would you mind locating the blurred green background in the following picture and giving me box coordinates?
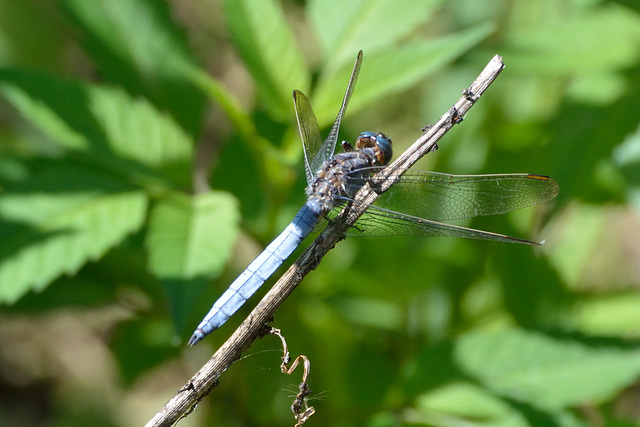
[1,0,640,426]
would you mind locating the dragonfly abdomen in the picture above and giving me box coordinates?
[188,205,321,346]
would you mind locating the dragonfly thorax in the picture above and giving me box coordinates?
[306,149,379,216]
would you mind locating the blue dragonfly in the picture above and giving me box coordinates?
[188,51,559,346]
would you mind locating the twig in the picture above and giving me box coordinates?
[144,55,505,427]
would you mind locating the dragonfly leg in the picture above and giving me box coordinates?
[341,140,355,152]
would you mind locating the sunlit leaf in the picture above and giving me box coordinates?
[0,70,193,186]
[312,24,493,126]
[504,5,640,75]
[224,0,309,118]
[412,381,585,426]
[0,167,147,303]
[415,382,511,419]
[456,326,640,409]
[146,191,240,279]
[309,0,446,67]
[575,293,640,336]
[60,0,206,134]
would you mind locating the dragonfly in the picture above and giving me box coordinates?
[188,51,559,346]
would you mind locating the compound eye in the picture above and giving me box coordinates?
[355,131,377,149]
[355,131,393,165]
[374,132,393,165]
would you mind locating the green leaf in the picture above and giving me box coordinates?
[146,191,240,280]
[615,121,640,203]
[0,70,193,186]
[455,326,640,410]
[0,1,66,70]
[308,0,446,67]
[312,24,493,126]
[416,382,510,419]
[224,0,310,118]
[504,6,640,75]
[414,382,587,427]
[59,0,206,134]
[88,85,194,184]
[575,293,640,336]
[544,204,632,289]
[0,166,148,303]
[184,67,286,175]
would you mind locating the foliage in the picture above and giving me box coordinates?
[1,0,640,426]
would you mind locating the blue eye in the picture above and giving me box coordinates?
[355,131,393,165]
[359,131,377,139]
[375,132,393,165]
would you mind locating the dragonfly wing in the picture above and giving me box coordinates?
[310,50,364,176]
[345,170,559,221]
[342,203,542,245]
[293,90,324,184]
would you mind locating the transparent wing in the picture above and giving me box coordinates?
[341,203,543,245]
[344,171,559,221]
[293,89,323,184]
[318,50,363,172]
[293,51,363,184]
[325,172,559,244]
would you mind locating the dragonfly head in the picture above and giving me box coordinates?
[355,131,393,165]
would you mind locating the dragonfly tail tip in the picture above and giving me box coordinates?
[188,331,203,347]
